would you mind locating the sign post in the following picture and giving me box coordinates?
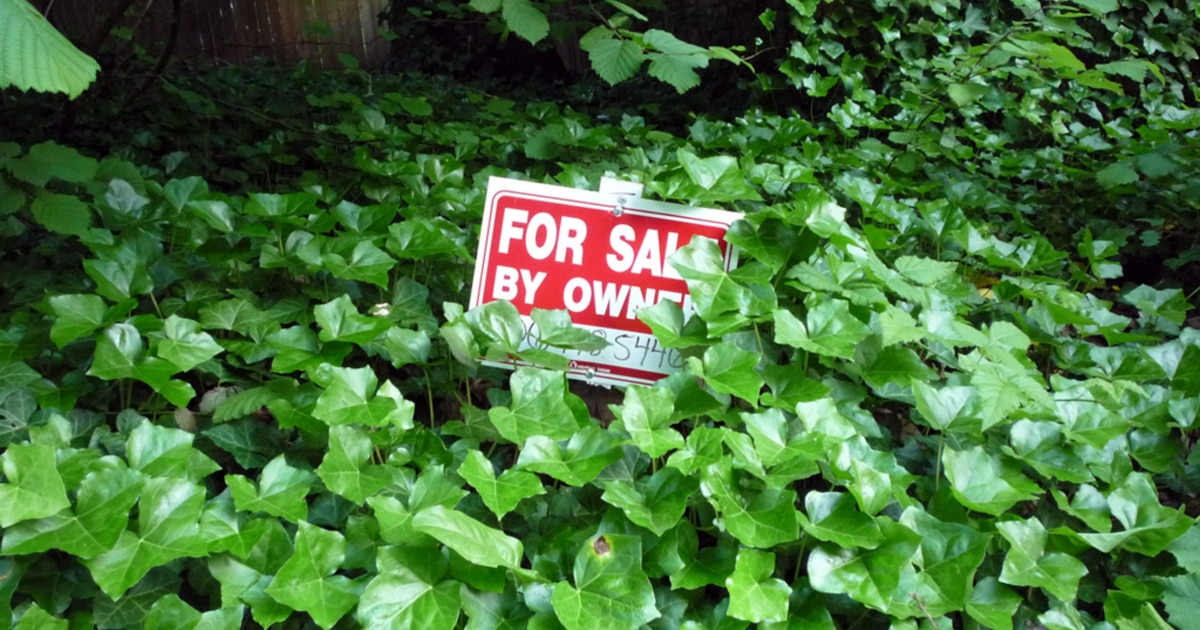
[469,176,741,387]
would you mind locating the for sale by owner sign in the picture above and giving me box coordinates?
[469,176,741,387]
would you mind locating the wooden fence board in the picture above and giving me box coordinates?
[29,0,390,68]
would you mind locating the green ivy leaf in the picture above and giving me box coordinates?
[531,308,608,351]
[467,300,525,357]
[322,240,395,289]
[412,505,524,570]
[997,517,1088,602]
[1076,473,1193,556]
[808,519,920,613]
[379,327,432,367]
[14,602,67,630]
[0,443,70,527]
[1160,572,1200,629]
[611,384,683,457]
[669,236,755,334]
[316,425,394,504]
[676,149,761,201]
[894,255,957,286]
[1,467,142,557]
[314,295,391,344]
[227,455,316,523]
[386,218,467,260]
[357,546,462,630]
[87,322,143,380]
[264,522,360,630]
[943,446,1040,515]
[740,407,823,471]
[458,449,545,520]
[726,548,790,623]
[687,341,762,405]
[1167,524,1200,572]
[799,491,884,549]
[911,381,975,431]
[204,417,285,468]
[313,365,415,429]
[551,534,660,629]
[966,577,1022,630]
[199,298,278,343]
[48,293,107,348]
[602,467,698,536]
[774,296,871,360]
[713,485,800,549]
[488,367,579,443]
[156,315,223,372]
[947,82,990,106]
[85,477,206,598]
[900,507,990,614]
[516,425,622,486]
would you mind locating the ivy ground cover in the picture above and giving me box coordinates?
[2,13,1200,628]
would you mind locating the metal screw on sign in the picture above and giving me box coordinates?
[613,196,626,217]
[585,367,596,380]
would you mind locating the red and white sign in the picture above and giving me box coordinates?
[469,177,741,387]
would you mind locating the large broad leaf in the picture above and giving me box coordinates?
[0,4,98,99]
[316,425,394,504]
[264,522,360,630]
[2,467,142,558]
[601,467,698,536]
[997,517,1088,602]
[458,450,544,520]
[725,548,790,623]
[412,505,524,570]
[0,443,70,527]
[500,0,549,43]
[356,547,461,630]
[85,477,207,598]
[583,35,644,85]
[552,534,660,630]
[610,384,683,457]
[489,368,579,443]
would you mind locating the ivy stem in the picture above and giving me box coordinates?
[424,367,436,426]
